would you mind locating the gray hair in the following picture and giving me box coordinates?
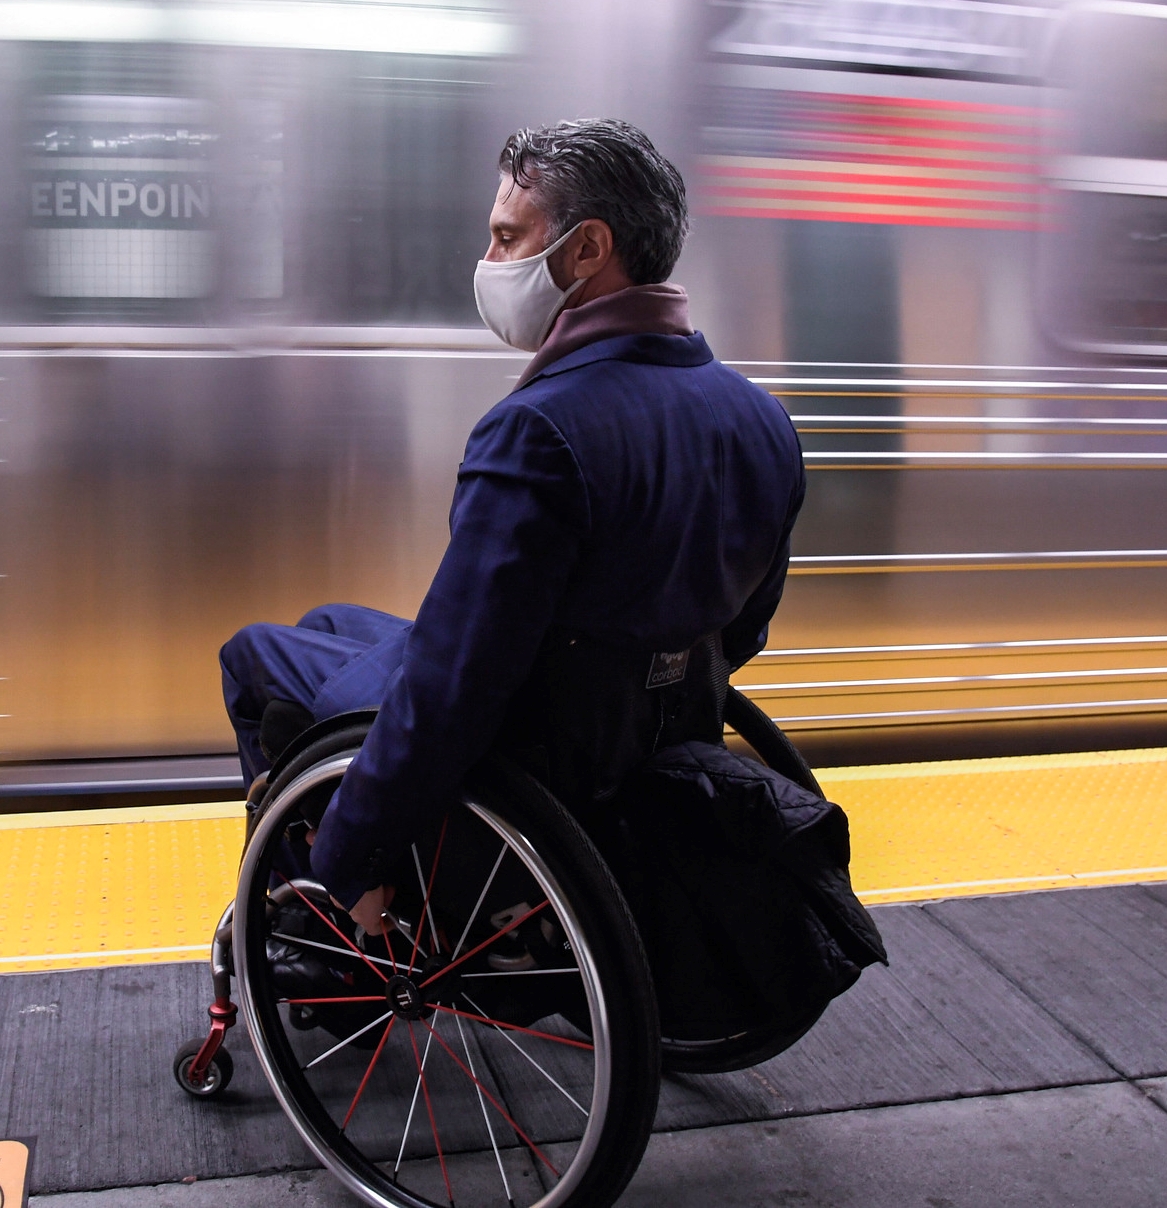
[498,118,689,285]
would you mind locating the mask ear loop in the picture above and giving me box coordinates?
[536,220,586,264]
[534,274,586,347]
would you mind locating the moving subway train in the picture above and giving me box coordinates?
[0,0,1165,791]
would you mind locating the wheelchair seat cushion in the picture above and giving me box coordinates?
[596,740,887,1045]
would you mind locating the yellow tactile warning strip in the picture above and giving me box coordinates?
[0,802,245,975]
[821,746,1167,904]
[1,747,1165,974]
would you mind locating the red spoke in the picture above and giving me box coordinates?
[408,1021,454,1206]
[342,1013,398,1129]
[432,1004,594,1051]
[420,899,550,990]
[282,996,385,1005]
[419,1016,560,1178]
[274,872,388,984]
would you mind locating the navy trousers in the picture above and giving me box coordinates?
[220,603,410,787]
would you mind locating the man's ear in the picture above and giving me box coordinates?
[570,219,615,279]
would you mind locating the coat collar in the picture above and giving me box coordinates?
[517,331,714,390]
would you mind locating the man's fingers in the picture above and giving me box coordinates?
[325,885,397,932]
[347,885,396,934]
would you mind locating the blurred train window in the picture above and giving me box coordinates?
[1041,7,1167,352]
[1058,10,1167,161]
[10,39,497,327]
[287,64,491,326]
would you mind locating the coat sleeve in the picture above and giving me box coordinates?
[720,535,792,670]
[720,453,806,670]
[309,402,590,907]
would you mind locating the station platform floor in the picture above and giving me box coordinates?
[3,745,1167,1206]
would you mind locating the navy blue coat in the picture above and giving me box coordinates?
[310,331,805,906]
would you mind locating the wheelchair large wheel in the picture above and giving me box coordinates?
[658,687,826,1075]
[234,731,660,1208]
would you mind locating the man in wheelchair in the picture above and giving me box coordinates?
[220,118,807,932]
[191,120,886,1208]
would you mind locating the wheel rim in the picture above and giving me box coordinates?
[235,754,614,1208]
[179,1055,222,1095]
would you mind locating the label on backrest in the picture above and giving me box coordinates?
[646,649,689,689]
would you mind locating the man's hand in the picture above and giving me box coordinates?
[307,827,396,935]
[342,884,397,935]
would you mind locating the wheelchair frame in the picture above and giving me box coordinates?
[173,689,823,1208]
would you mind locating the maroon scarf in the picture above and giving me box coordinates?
[515,282,693,389]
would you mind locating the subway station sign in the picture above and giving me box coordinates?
[29,174,212,227]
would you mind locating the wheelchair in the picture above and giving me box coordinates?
[173,687,825,1208]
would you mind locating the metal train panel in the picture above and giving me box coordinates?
[0,0,1165,769]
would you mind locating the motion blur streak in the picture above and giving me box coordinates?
[0,0,1164,773]
[0,1,515,56]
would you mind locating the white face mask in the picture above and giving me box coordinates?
[474,223,585,352]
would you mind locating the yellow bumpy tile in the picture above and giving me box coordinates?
[1,746,1166,973]
[0,802,245,973]
[819,747,1167,903]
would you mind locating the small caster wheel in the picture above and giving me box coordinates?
[173,1038,234,1098]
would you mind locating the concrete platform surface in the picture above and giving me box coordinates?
[9,885,1167,1207]
[31,1081,1167,1208]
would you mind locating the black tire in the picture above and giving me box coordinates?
[659,687,825,1075]
[241,717,376,866]
[234,729,660,1208]
[173,1038,235,1097]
